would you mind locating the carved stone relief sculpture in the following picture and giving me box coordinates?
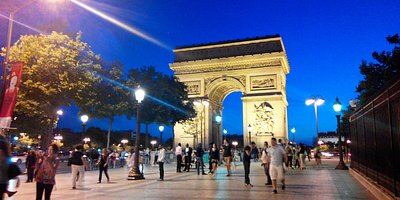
[185,81,201,95]
[250,75,276,90]
[253,102,274,135]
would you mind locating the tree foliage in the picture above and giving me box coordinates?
[356,34,400,104]
[2,32,102,146]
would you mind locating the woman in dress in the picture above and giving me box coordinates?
[35,144,60,200]
[209,143,219,177]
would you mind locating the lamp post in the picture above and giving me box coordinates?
[158,125,164,145]
[128,87,145,180]
[290,127,296,143]
[247,124,252,145]
[333,97,348,170]
[306,97,325,140]
[223,129,227,141]
[80,114,89,140]
[215,114,222,147]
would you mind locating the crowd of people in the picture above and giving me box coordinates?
[0,132,326,199]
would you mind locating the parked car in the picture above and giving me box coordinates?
[11,152,27,164]
[320,151,334,159]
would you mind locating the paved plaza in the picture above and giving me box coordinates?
[12,159,376,200]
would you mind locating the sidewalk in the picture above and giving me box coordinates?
[11,158,376,200]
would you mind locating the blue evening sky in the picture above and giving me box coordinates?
[1,0,399,145]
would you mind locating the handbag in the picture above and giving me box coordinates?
[67,157,72,166]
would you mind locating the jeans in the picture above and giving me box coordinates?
[36,182,54,200]
[98,165,109,182]
[27,167,35,182]
[196,156,205,174]
[244,161,250,184]
[159,162,164,180]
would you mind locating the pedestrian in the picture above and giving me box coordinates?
[175,143,182,173]
[209,143,219,177]
[1,134,21,200]
[70,145,87,190]
[35,144,60,200]
[222,139,233,176]
[250,144,259,162]
[286,146,293,169]
[207,143,213,174]
[184,144,192,172]
[298,143,306,170]
[26,150,37,183]
[267,137,288,194]
[260,141,272,185]
[294,146,300,168]
[195,143,207,175]
[157,144,165,181]
[243,144,253,187]
[314,147,322,166]
[97,148,110,183]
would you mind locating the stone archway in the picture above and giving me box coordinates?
[170,35,290,148]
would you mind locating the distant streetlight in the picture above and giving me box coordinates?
[333,97,348,170]
[80,114,89,139]
[158,125,164,145]
[247,124,252,145]
[306,96,325,139]
[54,134,63,141]
[56,110,63,116]
[223,129,227,141]
[83,137,90,143]
[290,127,296,142]
[318,140,324,146]
[128,87,145,180]
[121,139,128,146]
[232,141,238,149]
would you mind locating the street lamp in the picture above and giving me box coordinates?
[83,137,90,144]
[215,114,222,147]
[290,127,296,143]
[150,140,157,151]
[128,87,145,180]
[80,114,89,139]
[223,129,227,141]
[306,96,325,140]
[158,125,164,145]
[333,97,348,170]
[121,139,128,146]
[247,124,252,145]
[56,110,63,116]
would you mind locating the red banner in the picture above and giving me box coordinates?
[0,62,23,128]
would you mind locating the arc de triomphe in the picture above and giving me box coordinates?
[169,35,290,148]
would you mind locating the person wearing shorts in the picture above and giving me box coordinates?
[222,139,233,176]
[267,137,288,194]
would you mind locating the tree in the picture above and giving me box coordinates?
[356,34,400,104]
[2,32,102,147]
[78,60,130,149]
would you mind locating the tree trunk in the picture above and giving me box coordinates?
[42,119,54,149]
[107,116,114,150]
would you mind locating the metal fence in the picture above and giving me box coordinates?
[349,78,400,197]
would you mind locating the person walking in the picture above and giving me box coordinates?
[286,146,293,169]
[207,143,213,174]
[35,144,60,200]
[209,143,219,177]
[70,145,86,190]
[1,135,20,200]
[267,137,288,194]
[97,148,110,183]
[184,144,192,172]
[195,143,207,175]
[26,150,36,183]
[260,141,272,185]
[175,143,182,173]
[157,144,165,181]
[243,144,253,187]
[222,139,233,176]
[314,146,322,166]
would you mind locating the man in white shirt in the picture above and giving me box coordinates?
[267,137,288,194]
[175,143,182,173]
[157,145,166,181]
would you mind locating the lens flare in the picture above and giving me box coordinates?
[0,13,44,34]
[70,0,169,49]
